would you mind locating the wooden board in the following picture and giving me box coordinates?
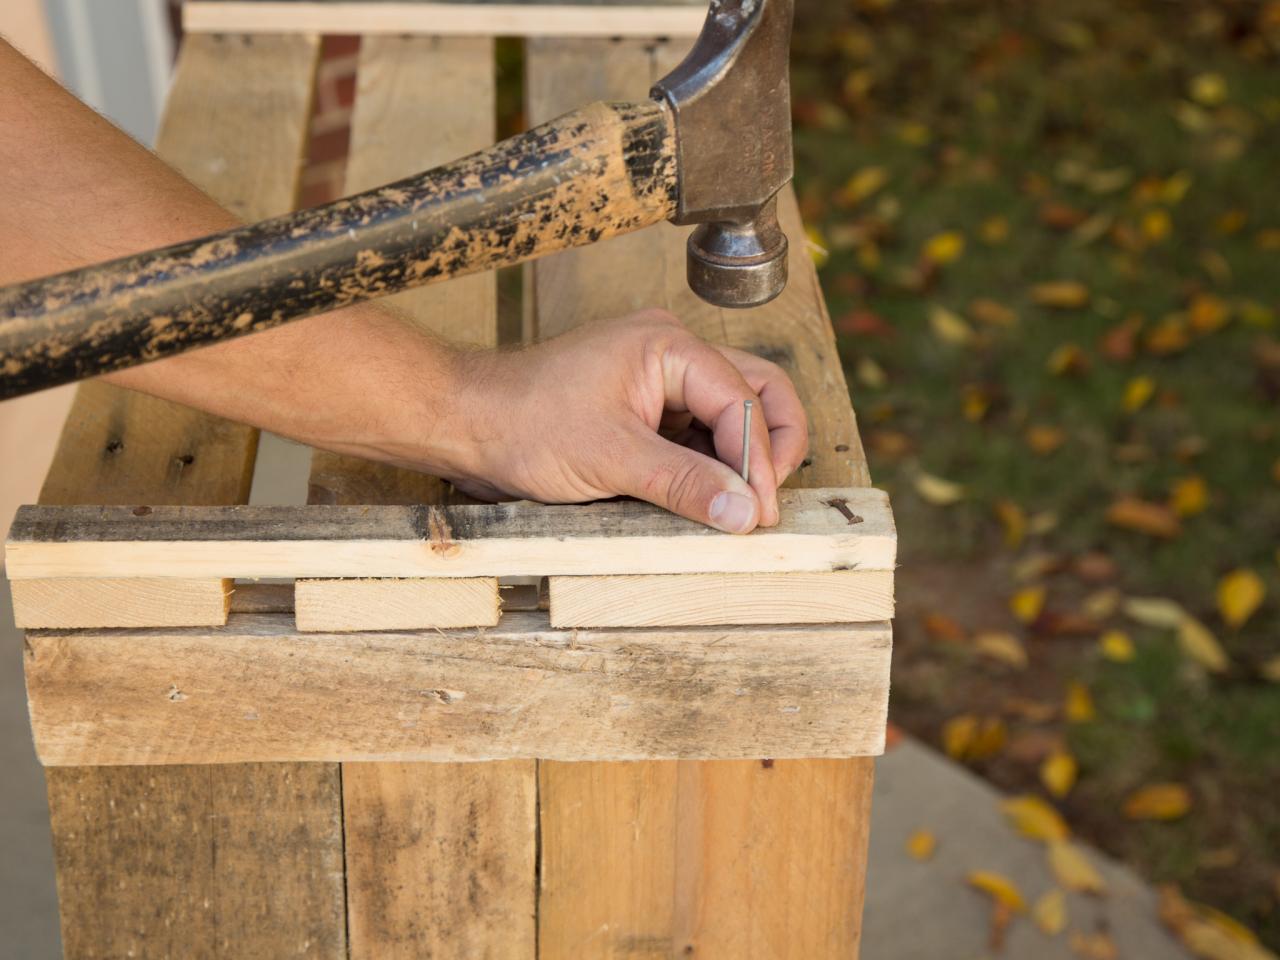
[549,569,894,627]
[324,36,536,960]
[5,487,895,580]
[36,33,348,960]
[295,576,500,631]
[527,37,882,959]
[10,576,230,628]
[184,1,706,38]
[25,611,892,766]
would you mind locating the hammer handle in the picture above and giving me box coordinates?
[0,101,677,400]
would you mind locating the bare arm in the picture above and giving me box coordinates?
[0,39,808,532]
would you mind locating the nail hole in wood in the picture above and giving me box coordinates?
[834,444,850,452]
[104,439,123,454]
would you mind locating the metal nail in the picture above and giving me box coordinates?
[741,399,753,483]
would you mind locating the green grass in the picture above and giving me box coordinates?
[791,0,1280,945]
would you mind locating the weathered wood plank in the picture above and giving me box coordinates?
[25,612,892,766]
[37,33,347,960]
[10,577,230,629]
[295,576,500,631]
[323,36,536,960]
[184,1,706,38]
[549,569,894,627]
[5,487,895,580]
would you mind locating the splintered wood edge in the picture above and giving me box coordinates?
[295,578,501,631]
[183,2,707,37]
[5,487,896,580]
[26,612,893,766]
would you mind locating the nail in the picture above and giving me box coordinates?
[709,491,757,534]
[741,399,753,483]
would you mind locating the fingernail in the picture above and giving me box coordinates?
[709,491,757,534]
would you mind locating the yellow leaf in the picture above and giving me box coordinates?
[1082,588,1122,620]
[1065,681,1096,723]
[1032,281,1090,309]
[1124,596,1188,629]
[942,714,978,760]
[1001,794,1070,842]
[972,717,1008,760]
[1069,931,1120,959]
[969,298,1017,327]
[923,230,965,264]
[1011,585,1048,624]
[1178,617,1231,673]
[1048,840,1107,895]
[855,355,887,390]
[1241,300,1275,328]
[1122,375,1156,413]
[915,471,965,505]
[840,165,890,205]
[1099,629,1136,663]
[1106,497,1182,539]
[897,120,931,146]
[1026,424,1067,455]
[1218,569,1265,629]
[1261,655,1280,683]
[979,215,1010,244]
[1161,171,1195,204]
[1142,208,1173,243]
[1046,343,1088,376]
[905,829,937,861]
[1189,294,1231,334]
[929,304,975,345]
[1033,889,1067,936]
[961,384,991,422]
[1189,72,1228,106]
[805,226,829,268]
[974,631,1029,670]
[1124,783,1192,821]
[1170,475,1209,517]
[1146,314,1191,355]
[1041,750,1079,798]
[968,871,1028,912]
[994,499,1026,549]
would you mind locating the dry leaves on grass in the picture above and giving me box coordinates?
[1124,783,1192,821]
[1001,794,1070,842]
[974,631,1029,670]
[1170,475,1210,517]
[1026,424,1067,455]
[1065,681,1097,723]
[923,230,965,264]
[929,303,975,345]
[1032,281,1091,309]
[994,499,1027,549]
[1160,885,1278,960]
[1049,840,1108,894]
[1123,375,1157,412]
[943,714,1007,762]
[1011,585,1048,624]
[1041,750,1079,798]
[1218,569,1265,629]
[915,470,966,505]
[1099,629,1137,662]
[1106,496,1182,538]
[1179,617,1231,674]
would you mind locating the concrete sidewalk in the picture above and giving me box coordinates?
[0,576,1191,958]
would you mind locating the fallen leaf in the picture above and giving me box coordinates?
[1189,294,1232,334]
[1190,72,1228,106]
[1178,617,1231,673]
[1047,343,1089,376]
[1015,552,1067,582]
[962,384,993,422]
[994,499,1026,549]
[1124,596,1188,629]
[1086,167,1131,194]
[980,215,1010,244]
[1041,750,1079,798]
[1241,301,1275,328]
[1069,931,1119,959]
[855,355,888,389]
[1082,588,1122,620]
[1218,569,1265,629]
[1123,375,1157,412]
[1142,208,1173,243]
[1146,315,1191,355]
[906,828,937,862]
[923,231,965,264]
[1261,655,1280,683]
[1100,318,1141,361]
[1106,497,1182,538]
[929,304,975,345]
[975,631,1029,669]
[972,717,1008,760]
[1033,889,1067,936]
[1004,698,1059,724]
[942,714,979,760]
[1158,886,1276,960]
[1124,783,1192,821]
[897,120,930,146]
[924,612,966,643]
[1049,840,1107,894]
[1032,281,1090,309]
[1161,171,1195,205]
[867,429,912,459]
[1038,611,1103,638]
[1099,629,1136,662]
[1007,728,1064,763]
[1065,681,1096,723]
[835,309,895,338]
[969,298,1017,327]
[915,471,966,505]
[1011,585,1048,624]
[839,166,890,206]
[1026,424,1067,455]
[968,871,1028,912]
[1074,553,1119,582]
[1001,794,1070,842]
[1170,475,1209,517]
[1041,202,1089,230]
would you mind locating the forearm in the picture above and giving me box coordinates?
[0,38,469,475]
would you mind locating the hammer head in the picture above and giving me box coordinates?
[652,0,795,309]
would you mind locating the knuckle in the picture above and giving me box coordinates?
[641,455,705,512]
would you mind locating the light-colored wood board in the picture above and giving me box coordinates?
[549,569,894,628]
[528,37,881,959]
[11,576,230,628]
[37,32,347,960]
[26,611,892,766]
[184,2,706,37]
[6,486,895,580]
[327,36,535,960]
[295,576,500,631]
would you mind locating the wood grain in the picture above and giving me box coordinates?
[25,611,892,766]
[184,1,707,38]
[11,576,230,629]
[528,37,884,959]
[295,576,500,631]
[326,36,536,960]
[549,569,894,627]
[6,487,896,580]
[37,33,347,960]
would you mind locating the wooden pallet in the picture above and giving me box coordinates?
[10,12,893,959]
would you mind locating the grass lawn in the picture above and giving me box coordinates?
[792,0,1280,948]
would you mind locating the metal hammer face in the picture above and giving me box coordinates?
[652,0,795,309]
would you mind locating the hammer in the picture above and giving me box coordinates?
[0,0,794,401]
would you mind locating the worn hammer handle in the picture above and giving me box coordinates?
[0,101,677,400]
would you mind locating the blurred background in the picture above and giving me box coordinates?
[0,0,1277,956]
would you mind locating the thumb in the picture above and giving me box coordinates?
[613,426,762,534]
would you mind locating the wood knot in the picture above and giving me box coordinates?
[132,505,152,517]
[426,506,461,558]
